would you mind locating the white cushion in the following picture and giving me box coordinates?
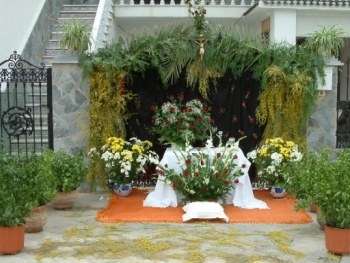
[182,202,229,222]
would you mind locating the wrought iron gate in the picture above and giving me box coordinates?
[0,51,53,155]
[337,58,350,148]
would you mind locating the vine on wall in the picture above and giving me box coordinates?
[256,65,313,147]
[87,67,133,186]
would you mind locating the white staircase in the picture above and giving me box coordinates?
[43,4,98,67]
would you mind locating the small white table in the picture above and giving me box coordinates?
[143,146,269,209]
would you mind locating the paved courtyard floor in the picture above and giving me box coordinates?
[1,191,350,263]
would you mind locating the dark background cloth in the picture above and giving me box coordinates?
[126,68,263,181]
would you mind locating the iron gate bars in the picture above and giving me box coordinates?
[0,51,53,155]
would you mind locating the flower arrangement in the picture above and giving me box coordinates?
[186,0,208,35]
[88,137,159,186]
[151,98,215,148]
[247,137,303,187]
[157,135,244,203]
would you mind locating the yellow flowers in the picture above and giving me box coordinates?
[107,137,125,153]
[132,144,144,154]
[88,136,159,185]
[247,137,303,186]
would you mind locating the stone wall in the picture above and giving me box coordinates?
[307,67,339,152]
[51,56,89,155]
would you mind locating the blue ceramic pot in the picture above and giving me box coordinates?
[270,186,286,199]
[113,183,133,197]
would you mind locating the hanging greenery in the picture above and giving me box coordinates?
[80,4,328,184]
[87,66,133,187]
[254,44,325,147]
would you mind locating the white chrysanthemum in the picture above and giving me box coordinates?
[290,147,303,162]
[101,151,113,161]
[266,165,276,174]
[247,150,257,160]
[271,152,282,165]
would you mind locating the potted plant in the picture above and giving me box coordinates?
[88,137,159,197]
[282,150,328,228]
[24,151,57,233]
[51,151,88,209]
[303,25,345,59]
[151,97,215,149]
[59,19,91,55]
[0,152,37,254]
[310,149,350,255]
[247,137,303,198]
[303,25,346,90]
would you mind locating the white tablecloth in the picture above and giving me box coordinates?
[143,146,269,209]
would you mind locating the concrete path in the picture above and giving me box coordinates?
[0,191,349,263]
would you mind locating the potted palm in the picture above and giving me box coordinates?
[51,151,88,209]
[303,25,346,90]
[59,19,91,55]
[24,151,57,233]
[0,152,37,254]
[304,25,345,59]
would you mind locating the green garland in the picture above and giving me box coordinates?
[87,67,133,187]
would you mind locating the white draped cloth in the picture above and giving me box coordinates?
[143,146,269,209]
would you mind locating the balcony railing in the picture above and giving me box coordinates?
[114,0,256,5]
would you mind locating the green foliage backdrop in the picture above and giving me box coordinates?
[80,23,326,185]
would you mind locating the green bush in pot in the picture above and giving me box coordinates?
[312,149,350,229]
[0,152,37,227]
[51,151,88,209]
[24,151,57,232]
[51,151,88,193]
[284,149,350,255]
[0,151,38,254]
[282,150,330,211]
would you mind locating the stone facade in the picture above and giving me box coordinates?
[52,56,89,155]
[307,66,339,152]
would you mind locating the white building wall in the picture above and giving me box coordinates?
[0,0,45,61]
[296,14,350,37]
[270,9,296,45]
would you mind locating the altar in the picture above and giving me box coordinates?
[143,146,269,209]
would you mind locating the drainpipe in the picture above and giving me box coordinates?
[234,1,259,26]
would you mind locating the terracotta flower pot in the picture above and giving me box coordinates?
[325,226,350,255]
[51,189,79,210]
[24,206,48,233]
[309,204,318,213]
[0,225,25,254]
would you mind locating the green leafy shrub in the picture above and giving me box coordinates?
[0,152,37,227]
[51,151,88,193]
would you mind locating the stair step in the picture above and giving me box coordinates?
[60,11,97,18]
[46,49,63,56]
[10,144,50,154]
[11,138,49,144]
[57,17,95,25]
[61,5,98,12]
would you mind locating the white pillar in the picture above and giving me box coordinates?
[270,10,296,45]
